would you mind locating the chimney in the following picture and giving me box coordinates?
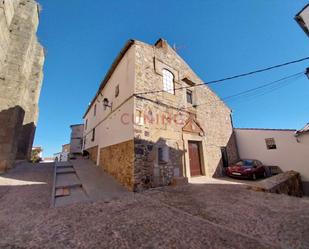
[155,39,168,50]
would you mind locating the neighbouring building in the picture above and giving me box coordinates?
[70,124,84,155]
[83,39,238,191]
[235,125,309,195]
[295,4,309,37]
[62,144,70,153]
[0,0,45,172]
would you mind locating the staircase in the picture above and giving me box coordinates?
[51,161,88,207]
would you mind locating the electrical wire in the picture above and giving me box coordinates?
[135,57,309,95]
[187,72,304,109]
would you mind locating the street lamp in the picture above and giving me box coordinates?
[103,98,112,110]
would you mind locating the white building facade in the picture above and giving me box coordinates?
[235,127,309,195]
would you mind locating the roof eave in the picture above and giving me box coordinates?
[83,39,135,118]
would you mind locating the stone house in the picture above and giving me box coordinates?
[83,39,238,191]
[0,0,45,172]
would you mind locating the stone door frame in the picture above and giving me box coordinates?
[182,132,208,179]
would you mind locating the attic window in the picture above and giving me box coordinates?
[162,69,174,94]
[265,138,277,150]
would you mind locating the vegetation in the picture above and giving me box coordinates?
[31,147,42,163]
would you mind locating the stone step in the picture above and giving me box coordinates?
[55,161,73,168]
[55,173,82,189]
[54,186,88,207]
[56,167,75,174]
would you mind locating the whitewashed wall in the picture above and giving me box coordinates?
[83,44,136,164]
[235,129,309,182]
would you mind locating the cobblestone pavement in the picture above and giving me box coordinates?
[0,163,308,249]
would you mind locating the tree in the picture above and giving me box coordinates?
[31,147,42,163]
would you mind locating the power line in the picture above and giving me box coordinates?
[226,75,304,106]
[136,56,309,95]
[188,72,304,109]
[221,73,303,101]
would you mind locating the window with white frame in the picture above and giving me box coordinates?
[162,69,174,94]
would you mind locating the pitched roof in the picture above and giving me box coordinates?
[296,123,309,135]
[83,39,135,118]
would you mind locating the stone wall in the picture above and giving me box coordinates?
[0,0,44,170]
[0,106,25,172]
[87,145,98,164]
[132,39,236,190]
[249,171,303,197]
[226,131,239,165]
[99,140,135,191]
[134,137,183,191]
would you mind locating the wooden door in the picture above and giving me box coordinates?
[188,141,202,176]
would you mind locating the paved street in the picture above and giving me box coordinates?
[0,162,308,249]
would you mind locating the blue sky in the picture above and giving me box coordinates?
[35,0,309,157]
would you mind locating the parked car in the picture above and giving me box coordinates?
[226,159,267,180]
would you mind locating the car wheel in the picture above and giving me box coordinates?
[252,173,257,180]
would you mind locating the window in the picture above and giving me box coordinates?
[85,119,88,130]
[162,69,174,94]
[91,128,95,142]
[186,89,193,104]
[265,138,277,150]
[94,104,97,116]
[115,85,119,98]
[158,146,169,163]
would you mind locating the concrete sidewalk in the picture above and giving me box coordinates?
[72,159,132,202]
[52,159,131,207]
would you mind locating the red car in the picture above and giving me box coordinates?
[226,159,266,180]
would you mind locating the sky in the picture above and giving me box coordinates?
[35,0,309,157]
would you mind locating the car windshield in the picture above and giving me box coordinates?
[236,160,254,167]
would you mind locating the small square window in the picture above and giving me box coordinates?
[265,138,276,150]
[186,90,193,104]
[115,85,119,98]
